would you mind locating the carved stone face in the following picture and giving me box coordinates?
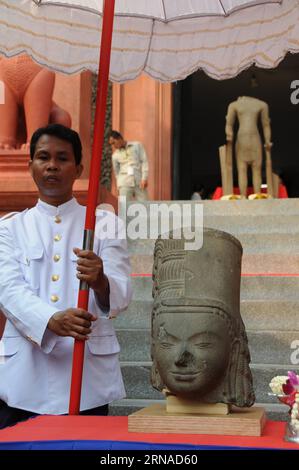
[153,310,232,399]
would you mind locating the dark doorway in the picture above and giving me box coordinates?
[172,53,299,199]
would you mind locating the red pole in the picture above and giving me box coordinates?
[69,0,116,415]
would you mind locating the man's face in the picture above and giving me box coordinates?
[109,136,125,151]
[153,311,231,398]
[29,134,83,205]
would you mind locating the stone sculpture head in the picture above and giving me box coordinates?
[151,228,255,407]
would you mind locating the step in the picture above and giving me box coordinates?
[114,300,299,332]
[203,215,299,234]
[123,201,299,234]
[120,363,299,404]
[117,329,299,366]
[128,276,299,301]
[241,254,299,274]
[130,253,299,275]
[241,300,299,330]
[127,233,299,255]
[123,213,299,236]
[124,198,299,217]
[201,199,299,216]
[241,276,299,300]
[121,363,164,401]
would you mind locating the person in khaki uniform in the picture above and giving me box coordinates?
[109,130,148,201]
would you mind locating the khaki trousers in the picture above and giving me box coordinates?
[118,186,148,201]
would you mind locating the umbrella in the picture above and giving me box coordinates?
[1,0,299,414]
[1,1,299,81]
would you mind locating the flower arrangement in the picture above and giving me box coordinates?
[269,371,299,431]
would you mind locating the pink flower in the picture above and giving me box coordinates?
[288,371,299,387]
[282,371,299,402]
[283,381,294,395]
[279,390,297,408]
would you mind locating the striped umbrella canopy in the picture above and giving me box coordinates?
[1,0,298,81]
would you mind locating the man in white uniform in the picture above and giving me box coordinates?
[109,130,148,201]
[0,124,132,428]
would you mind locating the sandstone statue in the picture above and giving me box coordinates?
[0,55,71,150]
[151,228,255,407]
[225,96,273,197]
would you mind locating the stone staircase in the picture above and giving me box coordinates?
[111,199,299,420]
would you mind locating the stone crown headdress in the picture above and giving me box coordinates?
[152,228,243,325]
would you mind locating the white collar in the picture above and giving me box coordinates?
[36,197,79,217]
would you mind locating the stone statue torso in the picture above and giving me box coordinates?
[229,96,268,163]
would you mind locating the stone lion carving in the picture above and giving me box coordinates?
[0,55,71,150]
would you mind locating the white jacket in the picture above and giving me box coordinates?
[0,198,132,414]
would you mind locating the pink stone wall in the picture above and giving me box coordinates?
[112,75,172,200]
[53,72,92,178]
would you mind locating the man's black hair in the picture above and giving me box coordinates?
[30,124,82,165]
[109,130,123,140]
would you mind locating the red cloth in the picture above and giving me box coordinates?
[0,416,298,449]
[212,185,288,200]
